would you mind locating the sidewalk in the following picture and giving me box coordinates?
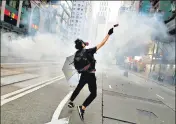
[129,70,175,91]
[103,66,175,124]
[1,68,23,77]
[1,73,39,86]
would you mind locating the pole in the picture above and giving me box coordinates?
[159,43,162,78]
[153,41,159,72]
[1,0,6,21]
[149,43,156,73]
[49,1,52,33]
[17,1,23,27]
[29,6,33,34]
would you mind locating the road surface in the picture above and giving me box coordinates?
[1,65,175,124]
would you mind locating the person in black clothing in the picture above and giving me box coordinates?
[68,26,118,120]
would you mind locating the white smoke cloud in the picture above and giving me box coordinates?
[114,12,169,49]
[1,2,77,64]
[101,12,173,61]
[1,5,174,70]
[91,11,175,66]
[4,32,75,62]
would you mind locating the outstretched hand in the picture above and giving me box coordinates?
[108,23,119,35]
[97,23,119,51]
[108,28,113,35]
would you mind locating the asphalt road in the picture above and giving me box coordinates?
[1,65,175,124]
[102,66,175,124]
[1,64,63,95]
[1,76,70,124]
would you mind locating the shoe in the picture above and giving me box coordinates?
[68,101,75,108]
[77,106,85,121]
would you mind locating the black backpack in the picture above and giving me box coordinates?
[74,49,91,73]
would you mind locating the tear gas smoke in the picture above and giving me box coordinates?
[2,32,75,62]
[1,6,174,74]
[114,12,169,47]
[1,3,76,64]
[1,3,77,78]
[97,11,175,65]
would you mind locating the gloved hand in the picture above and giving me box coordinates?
[108,28,113,35]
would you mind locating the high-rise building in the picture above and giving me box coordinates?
[69,1,88,40]
[94,1,111,40]
[97,1,110,24]
[123,1,140,11]
[83,1,93,41]
[118,0,139,16]
[122,1,134,7]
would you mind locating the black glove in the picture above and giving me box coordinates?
[108,28,113,35]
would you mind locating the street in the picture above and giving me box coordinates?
[1,65,175,124]
[1,0,175,124]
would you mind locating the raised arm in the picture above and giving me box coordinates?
[96,28,113,51]
[96,34,110,51]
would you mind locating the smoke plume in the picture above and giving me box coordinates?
[96,11,174,65]
[1,5,174,73]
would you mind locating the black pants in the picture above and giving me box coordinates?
[70,72,97,107]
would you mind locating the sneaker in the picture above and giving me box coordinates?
[68,101,75,108]
[77,106,85,121]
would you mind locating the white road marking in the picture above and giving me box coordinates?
[51,91,73,121]
[109,85,112,89]
[1,62,60,65]
[1,75,63,100]
[1,76,64,106]
[46,118,69,124]
[156,94,164,99]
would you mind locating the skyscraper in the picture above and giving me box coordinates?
[122,1,134,7]
[94,1,111,46]
[83,1,93,41]
[118,0,139,15]
[97,1,110,24]
[69,1,88,40]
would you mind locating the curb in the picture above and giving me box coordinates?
[1,68,25,77]
[1,76,40,87]
[1,72,25,78]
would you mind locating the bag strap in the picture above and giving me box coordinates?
[80,49,86,56]
[78,49,91,72]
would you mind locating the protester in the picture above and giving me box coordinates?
[68,24,119,120]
